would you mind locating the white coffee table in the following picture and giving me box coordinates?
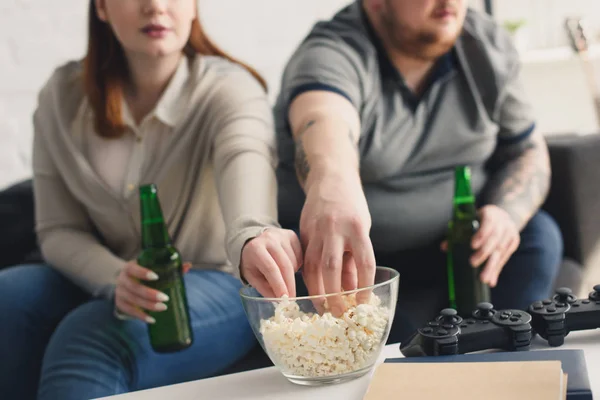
[97,331,599,400]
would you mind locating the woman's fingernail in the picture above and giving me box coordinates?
[155,303,168,311]
[146,272,159,281]
[156,293,170,302]
[146,316,156,324]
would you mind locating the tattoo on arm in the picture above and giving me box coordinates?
[294,121,315,184]
[485,133,551,230]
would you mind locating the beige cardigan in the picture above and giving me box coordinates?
[32,55,280,299]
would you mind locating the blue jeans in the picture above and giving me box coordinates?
[0,264,256,400]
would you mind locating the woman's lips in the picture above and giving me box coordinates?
[141,24,170,38]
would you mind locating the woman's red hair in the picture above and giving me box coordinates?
[83,2,267,138]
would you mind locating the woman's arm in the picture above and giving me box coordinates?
[33,82,126,299]
[210,68,281,271]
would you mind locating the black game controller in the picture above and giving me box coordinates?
[528,285,600,347]
[399,303,533,357]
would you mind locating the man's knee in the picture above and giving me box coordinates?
[520,210,564,274]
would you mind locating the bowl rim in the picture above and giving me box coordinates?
[239,265,399,302]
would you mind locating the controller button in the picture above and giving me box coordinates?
[543,299,553,305]
[583,300,590,304]
[533,304,544,310]
[556,302,566,308]
[428,322,440,327]
[437,329,448,336]
[500,315,509,320]
[593,284,600,293]
[547,307,556,313]
[482,320,490,324]
[460,324,468,328]
[510,317,520,322]
[502,311,512,317]
[513,313,522,318]
[572,303,580,307]
[422,327,433,334]
[443,324,454,329]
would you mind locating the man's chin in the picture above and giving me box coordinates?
[415,40,456,61]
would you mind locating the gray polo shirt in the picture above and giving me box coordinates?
[274,1,535,253]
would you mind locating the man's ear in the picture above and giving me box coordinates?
[94,0,109,22]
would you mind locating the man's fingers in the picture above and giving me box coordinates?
[303,239,325,297]
[341,252,358,292]
[302,238,326,313]
[255,246,289,298]
[472,213,494,249]
[480,250,502,286]
[490,236,520,287]
[321,236,345,316]
[268,244,297,298]
[125,262,159,281]
[471,226,503,267]
[351,233,376,304]
[440,240,448,252]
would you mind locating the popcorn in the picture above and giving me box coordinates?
[259,294,390,378]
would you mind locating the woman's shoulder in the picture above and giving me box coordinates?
[188,55,267,101]
[37,60,85,117]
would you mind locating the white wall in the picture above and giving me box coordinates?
[0,0,599,189]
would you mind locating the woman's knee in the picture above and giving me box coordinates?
[39,300,142,399]
[0,264,85,318]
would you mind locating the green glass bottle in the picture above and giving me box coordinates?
[446,166,491,316]
[137,184,193,353]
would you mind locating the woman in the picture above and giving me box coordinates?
[0,1,301,399]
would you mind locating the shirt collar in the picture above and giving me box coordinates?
[121,56,191,129]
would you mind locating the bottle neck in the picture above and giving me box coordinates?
[453,166,477,219]
[139,185,171,248]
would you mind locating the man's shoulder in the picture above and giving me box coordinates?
[460,8,520,75]
[291,2,376,71]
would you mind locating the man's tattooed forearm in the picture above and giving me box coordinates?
[486,134,550,229]
[294,120,315,184]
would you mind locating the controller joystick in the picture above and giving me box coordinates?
[590,285,600,301]
[439,308,462,325]
[400,304,533,357]
[472,302,495,319]
[529,284,600,347]
[553,287,576,305]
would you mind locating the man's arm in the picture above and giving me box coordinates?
[288,90,376,312]
[484,129,551,231]
[289,90,361,191]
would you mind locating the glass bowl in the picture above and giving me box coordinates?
[239,266,399,386]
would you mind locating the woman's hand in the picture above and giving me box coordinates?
[240,228,303,298]
[115,261,191,324]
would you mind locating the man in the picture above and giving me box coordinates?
[273,0,562,341]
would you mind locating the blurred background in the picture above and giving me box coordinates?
[0,0,599,189]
